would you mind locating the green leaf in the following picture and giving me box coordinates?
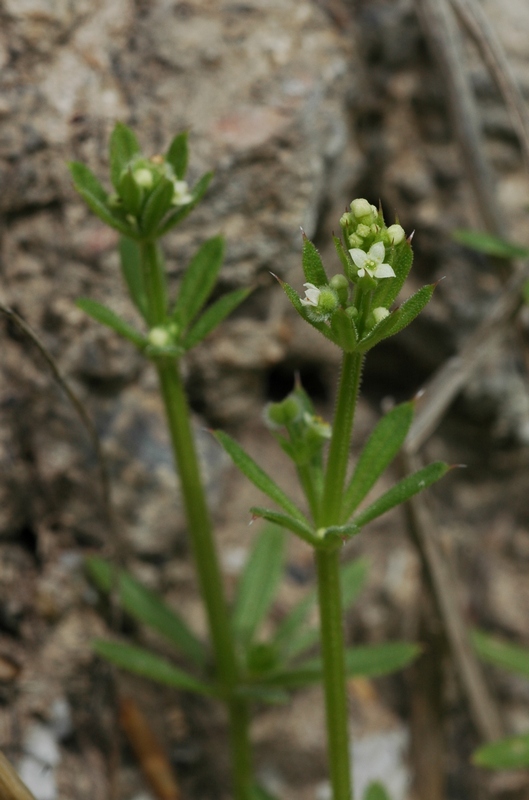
[473,734,529,770]
[172,236,225,329]
[93,640,215,696]
[182,288,251,351]
[472,629,529,680]
[249,507,317,547]
[214,430,310,524]
[261,642,420,688]
[109,123,140,190]
[140,176,175,237]
[69,162,135,237]
[76,298,146,348]
[166,132,189,179]
[301,236,328,285]
[333,234,353,277]
[342,402,414,521]
[358,284,435,354]
[279,279,337,345]
[372,240,414,310]
[118,168,143,216]
[273,558,368,663]
[69,161,108,203]
[119,237,149,321]
[352,462,450,530]
[453,229,529,260]
[330,308,358,352]
[157,172,213,237]
[232,525,286,647]
[85,556,206,668]
[364,782,391,800]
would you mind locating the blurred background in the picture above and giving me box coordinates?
[2,1,529,799]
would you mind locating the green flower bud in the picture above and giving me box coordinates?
[264,396,302,428]
[348,233,363,248]
[356,223,371,238]
[329,274,349,304]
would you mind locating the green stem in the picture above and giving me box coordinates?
[297,462,319,522]
[140,243,253,800]
[316,547,353,800]
[321,352,363,525]
[140,240,168,325]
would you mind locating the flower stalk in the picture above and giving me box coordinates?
[141,243,253,800]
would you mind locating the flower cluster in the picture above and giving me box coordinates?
[278,197,433,355]
[264,385,331,466]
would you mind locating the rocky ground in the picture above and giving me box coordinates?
[2,0,529,798]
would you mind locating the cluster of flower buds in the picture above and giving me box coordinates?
[278,197,432,356]
[70,124,212,243]
[264,385,331,466]
[108,154,193,224]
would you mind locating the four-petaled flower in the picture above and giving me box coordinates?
[348,242,395,280]
[300,283,321,307]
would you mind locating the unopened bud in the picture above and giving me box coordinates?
[133,168,154,188]
[387,224,406,246]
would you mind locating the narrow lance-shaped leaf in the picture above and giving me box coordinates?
[140,176,175,238]
[342,402,414,521]
[273,558,368,662]
[232,525,286,647]
[182,288,251,351]
[330,308,358,352]
[118,168,143,216]
[119,237,149,321]
[333,234,354,278]
[166,132,189,180]
[214,430,310,524]
[109,123,140,191]
[76,298,146,348]
[472,629,529,680]
[172,236,225,329]
[93,640,215,696]
[358,284,435,354]
[249,507,317,547]
[352,461,450,530]
[260,642,420,689]
[85,556,207,668]
[453,229,529,260]
[473,734,529,770]
[301,236,328,286]
[157,172,213,237]
[69,162,135,238]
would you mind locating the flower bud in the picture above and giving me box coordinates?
[387,224,406,246]
[148,326,171,347]
[356,223,371,238]
[134,168,154,188]
[350,198,373,220]
[264,396,302,428]
[329,274,349,304]
[372,307,390,324]
[348,233,363,248]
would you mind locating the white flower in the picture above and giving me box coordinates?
[300,282,321,307]
[348,242,396,280]
[372,307,390,324]
[172,179,193,206]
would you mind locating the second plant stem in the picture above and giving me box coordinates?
[141,241,253,800]
[317,351,364,800]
